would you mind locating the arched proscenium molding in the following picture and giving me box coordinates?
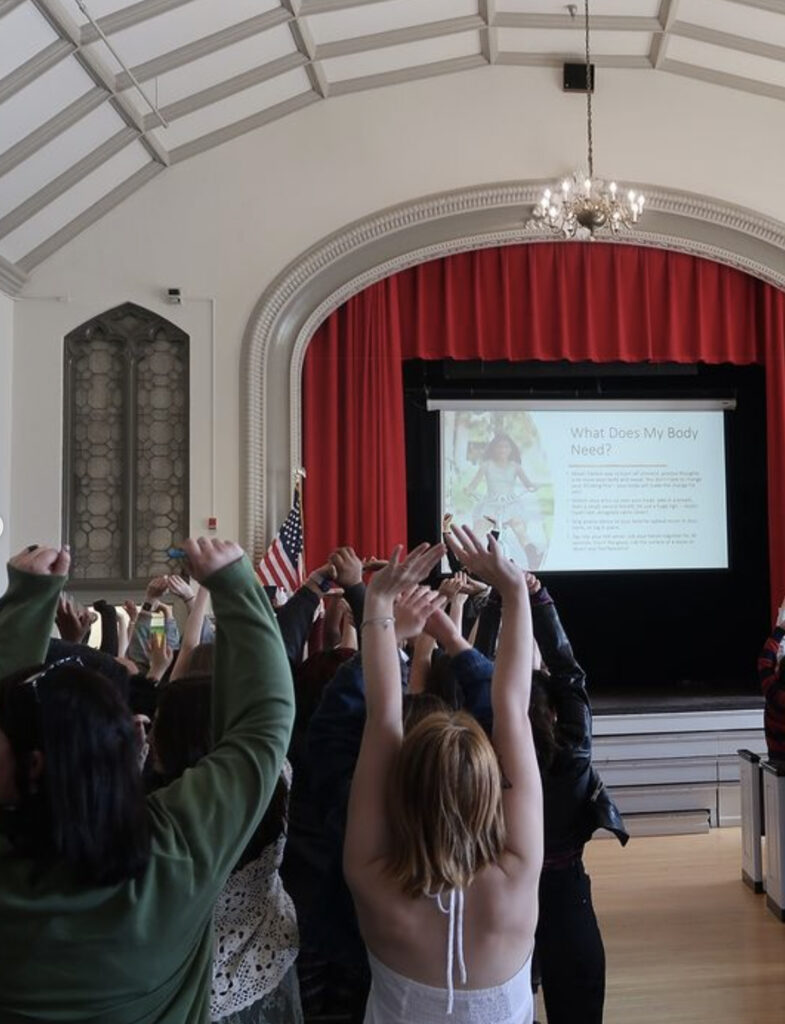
[241,180,785,559]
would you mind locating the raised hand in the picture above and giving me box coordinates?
[181,537,244,584]
[305,562,337,594]
[329,546,364,587]
[166,574,195,604]
[55,593,96,644]
[148,632,174,682]
[365,543,445,601]
[445,525,524,598]
[9,544,70,577]
[393,585,447,642]
[439,572,469,604]
[122,599,139,624]
[524,572,542,595]
[423,605,461,646]
[144,575,169,607]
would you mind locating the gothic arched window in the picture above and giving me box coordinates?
[63,303,189,587]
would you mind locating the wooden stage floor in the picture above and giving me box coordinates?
[560,829,785,1024]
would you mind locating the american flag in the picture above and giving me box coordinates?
[257,486,305,596]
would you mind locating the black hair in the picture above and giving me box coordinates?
[186,643,214,675]
[150,674,213,784]
[402,692,451,733]
[424,650,464,709]
[151,674,287,856]
[293,647,354,729]
[528,670,561,771]
[0,662,150,886]
[483,432,522,464]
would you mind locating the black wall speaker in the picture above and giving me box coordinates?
[563,62,595,92]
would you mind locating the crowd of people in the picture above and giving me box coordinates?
[0,524,630,1024]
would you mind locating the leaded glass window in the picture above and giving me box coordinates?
[63,303,189,587]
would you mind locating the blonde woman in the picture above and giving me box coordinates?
[344,529,543,1022]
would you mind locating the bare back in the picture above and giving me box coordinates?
[349,854,539,992]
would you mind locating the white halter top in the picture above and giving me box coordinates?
[363,888,534,1023]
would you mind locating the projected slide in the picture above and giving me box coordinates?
[437,402,729,572]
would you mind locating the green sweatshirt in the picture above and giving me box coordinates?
[0,557,295,1023]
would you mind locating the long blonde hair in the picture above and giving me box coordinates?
[387,710,506,897]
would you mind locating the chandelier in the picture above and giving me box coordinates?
[529,0,644,239]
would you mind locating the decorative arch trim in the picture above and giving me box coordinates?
[240,180,785,557]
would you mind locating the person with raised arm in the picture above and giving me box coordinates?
[0,537,294,1024]
[757,594,785,766]
[344,530,542,1023]
[425,570,627,1024]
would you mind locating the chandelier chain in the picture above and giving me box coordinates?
[585,0,593,180]
[528,0,644,237]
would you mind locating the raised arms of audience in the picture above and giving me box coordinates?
[149,538,295,886]
[169,583,211,681]
[0,545,71,677]
[343,544,444,883]
[445,526,542,874]
[329,546,366,640]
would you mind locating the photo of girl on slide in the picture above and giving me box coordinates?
[445,413,553,570]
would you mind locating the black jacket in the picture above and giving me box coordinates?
[452,586,628,861]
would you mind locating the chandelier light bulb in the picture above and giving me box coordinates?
[609,181,617,194]
[562,179,571,193]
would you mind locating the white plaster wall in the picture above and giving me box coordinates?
[0,292,12,588]
[10,65,785,557]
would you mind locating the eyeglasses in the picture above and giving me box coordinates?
[19,655,84,703]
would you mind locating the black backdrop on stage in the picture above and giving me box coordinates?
[403,359,769,703]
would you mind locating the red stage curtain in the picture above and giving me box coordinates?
[303,243,785,605]
[302,276,408,568]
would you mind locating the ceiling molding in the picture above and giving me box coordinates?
[0,128,137,240]
[660,57,785,103]
[80,0,194,44]
[494,14,661,31]
[0,39,73,106]
[17,161,163,273]
[651,0,679,68]
[726,0,785,13]
[30,0,169,167]
[0,87,106,179]
[497,53,652,69]
[314,15,484,60]
[286,12,330,98]
[671,20,785,63]
[0,0,26,18]
[239,182,785,556]
[0,252,27,297]
[330,54,488,98]
[115,9,293,90]
[168,90,320,166]
[299,0,395,13]
[141,52,309,128]
[479,0,499,64]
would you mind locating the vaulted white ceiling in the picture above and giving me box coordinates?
[1,0,784,291]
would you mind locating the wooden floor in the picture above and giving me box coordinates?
[547,828,785,1024]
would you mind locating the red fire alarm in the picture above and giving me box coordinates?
[208,516,218,531]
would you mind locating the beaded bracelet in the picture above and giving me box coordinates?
[360,616,394,630]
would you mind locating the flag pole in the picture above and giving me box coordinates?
[295,467,306,574]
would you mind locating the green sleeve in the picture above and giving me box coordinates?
[0,567,65,678]
[148,556,295,889]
